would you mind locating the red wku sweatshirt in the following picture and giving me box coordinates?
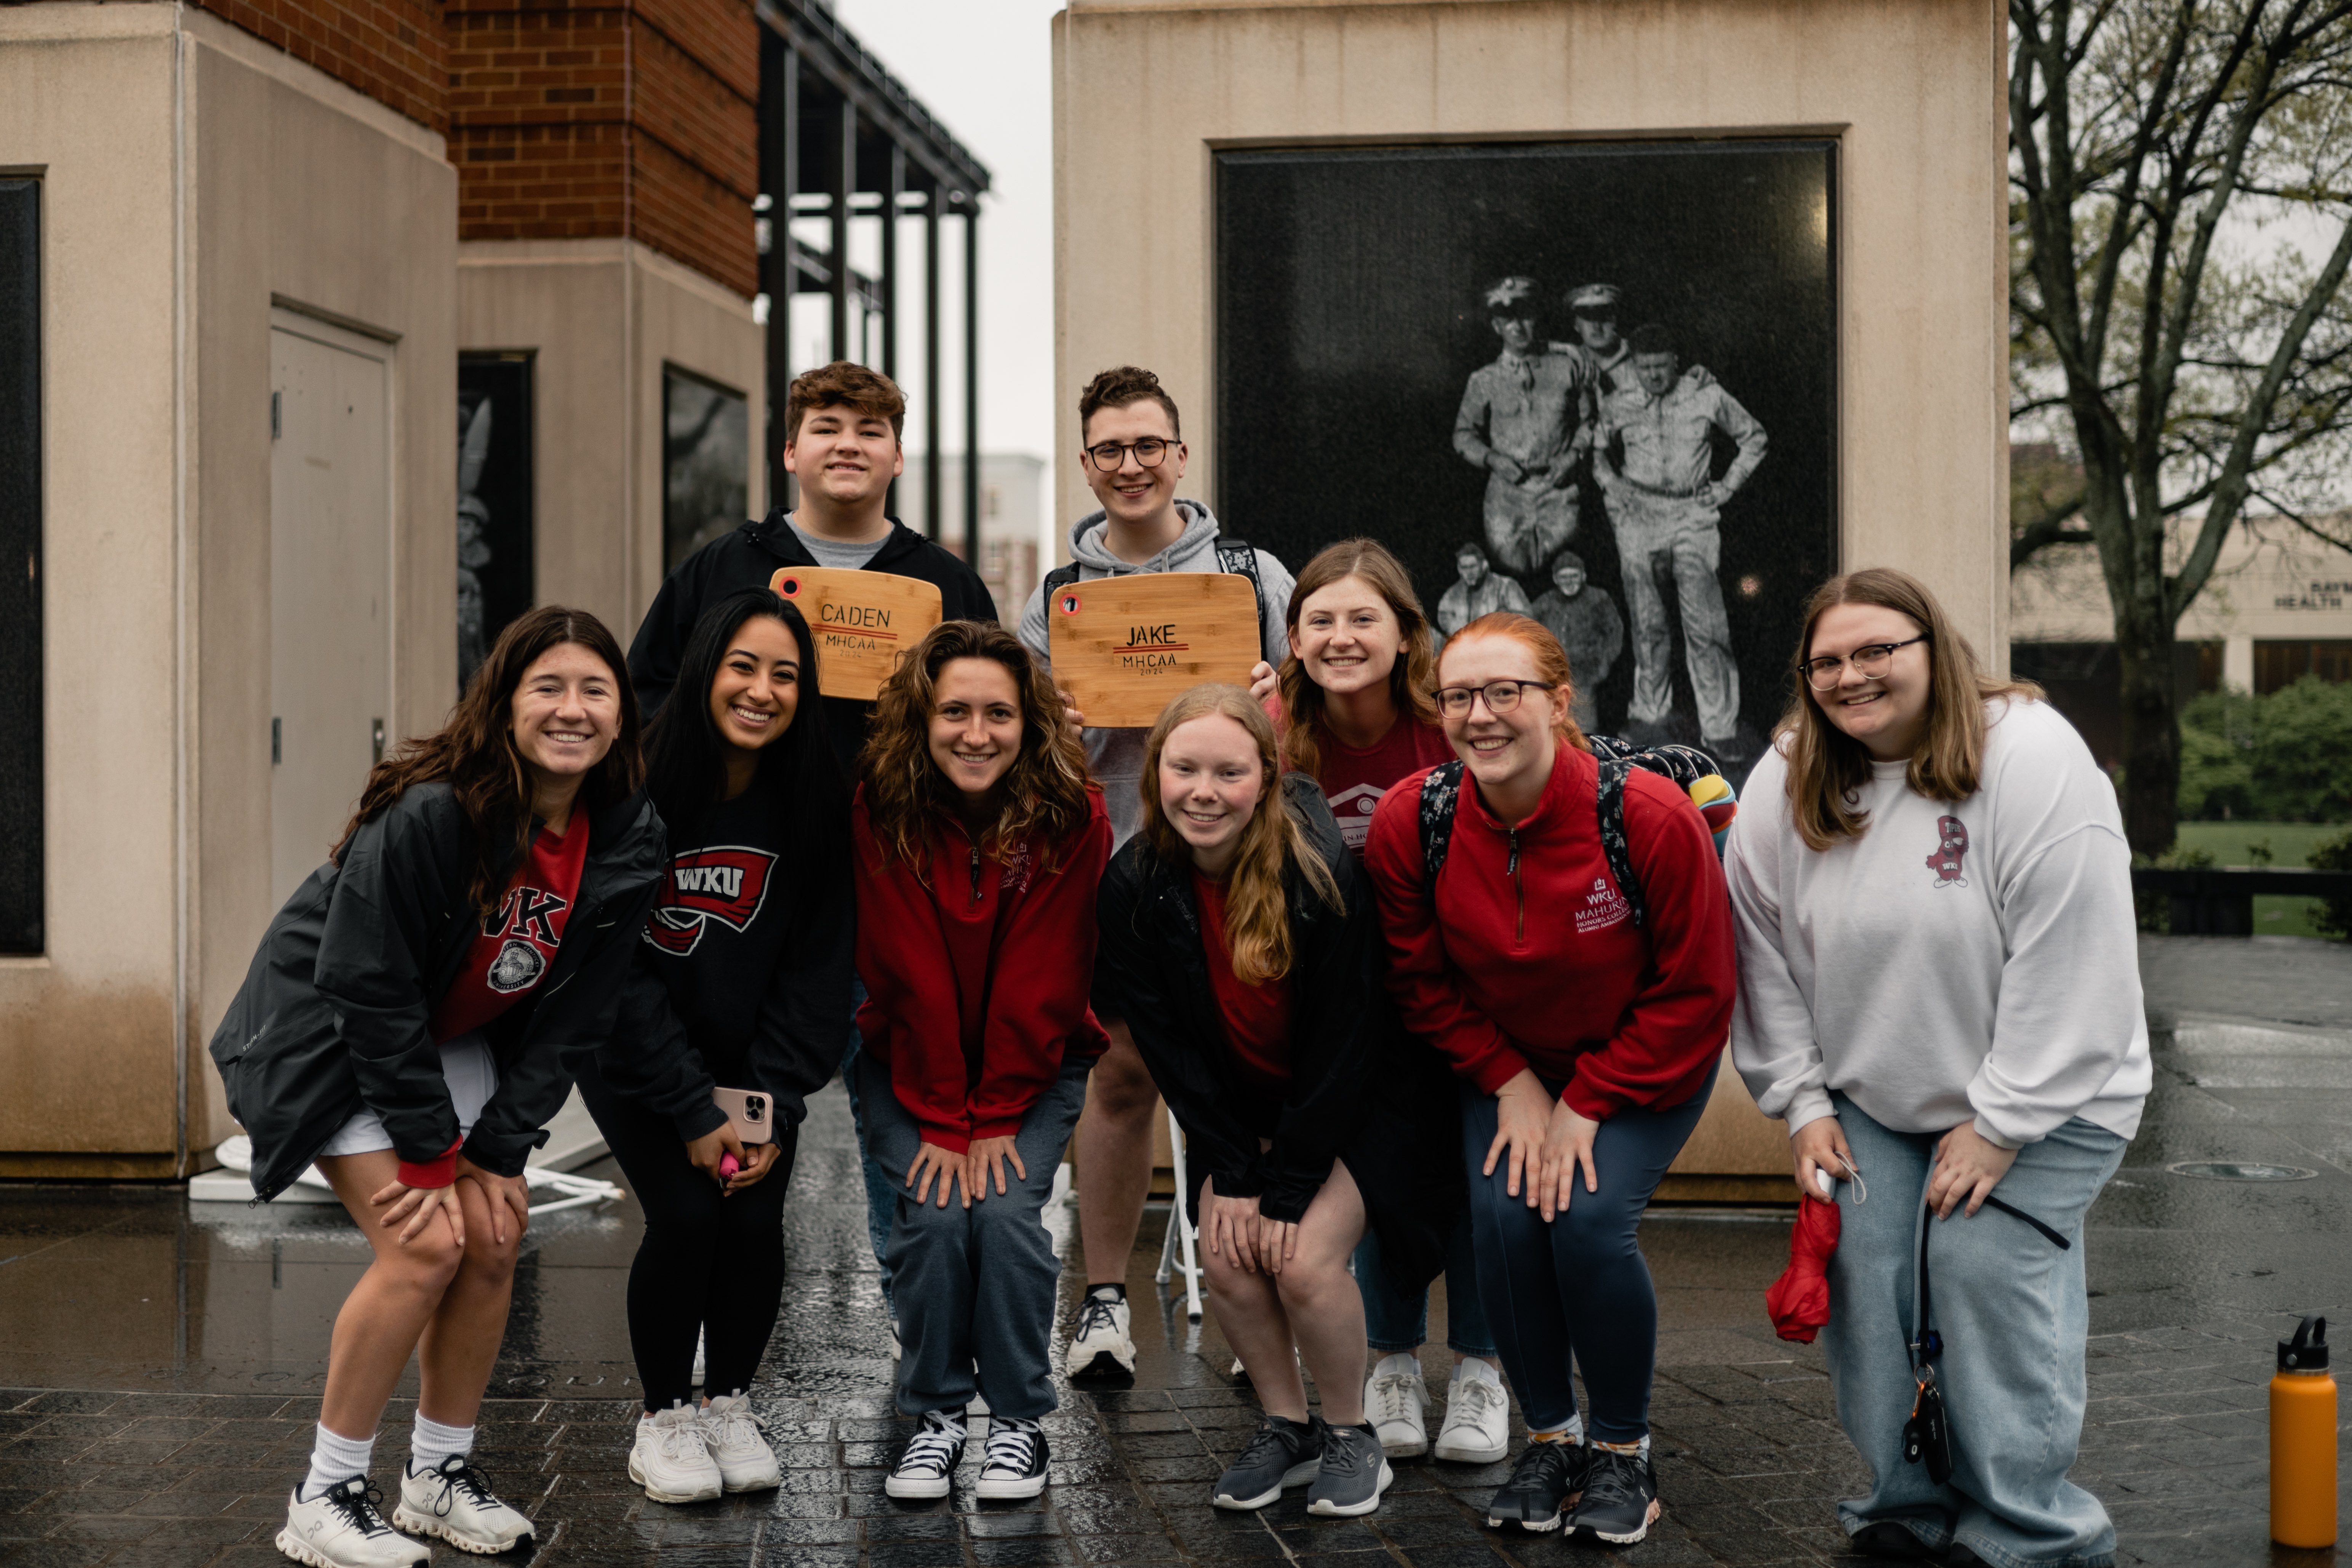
[1361,743,1734,1120]
[851,785,1113,1152]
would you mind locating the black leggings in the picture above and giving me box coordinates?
[576,1067,798,1411]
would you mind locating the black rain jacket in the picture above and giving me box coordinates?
[1094,777,1465,1294]
[207,782,668,1201]
[627,509,999,776]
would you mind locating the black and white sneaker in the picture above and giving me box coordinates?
[1569,1446,1660,1543]
[1065,1287,1135,1377]
[884,1409,966,1501]
[1483,1438,1587,1532]
[1211,1415,1323,1510]
[974,1415,1049,1500]
[1305,1421,1392,1517]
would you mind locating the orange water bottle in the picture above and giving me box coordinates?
[2271,1315,2336,1548]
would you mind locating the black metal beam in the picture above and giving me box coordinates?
[963,205,980,569]
[881,147,902,379]
[924,198,942,542]
[753,0,990,200]
[765,39,800,510]
[829,97,853,362]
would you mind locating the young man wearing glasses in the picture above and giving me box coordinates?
[1016,364,1295,1379]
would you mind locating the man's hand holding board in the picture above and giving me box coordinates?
[1046,572,1262,729]
[769,566,944,701]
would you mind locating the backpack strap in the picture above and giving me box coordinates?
[1417,761,1465,888]
[1594,758,1647,929]
[1212,536,1277,663]
[1042,560,1081,600]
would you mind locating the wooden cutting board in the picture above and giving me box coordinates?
[1046,571,1262,729]
[768,566,944,701]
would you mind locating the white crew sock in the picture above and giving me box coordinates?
[1453,1357,1503,1388]
[300,1424,376,1502]
[1373,1352,1420,1380]
[408,1413,474,1477]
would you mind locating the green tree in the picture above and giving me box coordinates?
[2010,0,2352,853]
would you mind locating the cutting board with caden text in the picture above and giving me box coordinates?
[1047,571,1261,729]
[768,566,943,701]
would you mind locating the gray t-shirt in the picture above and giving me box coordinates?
[787,517,886,570]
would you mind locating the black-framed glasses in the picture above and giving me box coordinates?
[1434,680,1554,718]
[1084,437,1177,472]
[1801,635,1928,690]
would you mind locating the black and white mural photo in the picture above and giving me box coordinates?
[1216,140,1836,765]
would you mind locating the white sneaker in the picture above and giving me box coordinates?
[277,1480,429,1568]
[1365,1360,1430,1458]
[392,1456,534,1554]
[698,1395,781,1493]
[628,1404,723,1504]
[888,1318,902,1361]
[1065,1288,1134,1377]
[1432,1367,1511,1463]
[885,1409,967,1500]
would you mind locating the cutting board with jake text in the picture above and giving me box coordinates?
[768,566,944,701]
[1046,571,1262,729]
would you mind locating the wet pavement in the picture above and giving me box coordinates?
[0,934,2346,1566]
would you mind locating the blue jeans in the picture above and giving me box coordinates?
[1823,1093,2126,1568]
[1354,1216,1495,1358]
[856,1049,1092,1422]
[838,976,898,1308]
[1458,1058,1714,1442]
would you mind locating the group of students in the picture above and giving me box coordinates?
[216,357,2150,1568]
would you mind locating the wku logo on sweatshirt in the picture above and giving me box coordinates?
[643,846,777,955]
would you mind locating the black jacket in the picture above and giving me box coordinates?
[1094,778,1465,1293]
[207,782,668,1200]
[627,509,1000,776]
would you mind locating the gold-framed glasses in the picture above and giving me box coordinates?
[1801,635,1927,690]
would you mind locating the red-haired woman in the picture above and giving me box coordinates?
[210,607,666,1568]
[1726,569,2146,1566]
[851,621,1110,1504]
[1362,612,1735,1547]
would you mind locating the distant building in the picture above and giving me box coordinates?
[898,454,1047,622]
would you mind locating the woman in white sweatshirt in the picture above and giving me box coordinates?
[1724,568,2148,1568]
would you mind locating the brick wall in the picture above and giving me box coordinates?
[196,0,448,134]
[446,0,759,299]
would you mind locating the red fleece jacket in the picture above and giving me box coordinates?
[1362,744,1734,1120]
[851,787,1112,1152]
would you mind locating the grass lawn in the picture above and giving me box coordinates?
[2170,820,2347,939]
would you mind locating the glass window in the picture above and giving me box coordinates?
[0,179,40,953]
[663,367,749,575]
[2254,639,2352,694]
[456,353,536,693]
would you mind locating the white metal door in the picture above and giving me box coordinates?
[270,315,392,906]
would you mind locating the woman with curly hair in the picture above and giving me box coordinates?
[209,607,665,1568]
[852,620,1111,1504]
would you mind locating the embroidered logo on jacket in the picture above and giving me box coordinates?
[1925,815,1970,888]
[1575,874,1631,933]
[644,846,778,955]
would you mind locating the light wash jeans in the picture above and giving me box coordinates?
[1823,1092,2128,1568]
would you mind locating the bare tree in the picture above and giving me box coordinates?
[2010,0,2352,853]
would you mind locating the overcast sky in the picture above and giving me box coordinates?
[821,0,1062,472]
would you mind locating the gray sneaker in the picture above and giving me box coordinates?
[1211,1415,1322,1510]
[1306,1421,1393,1517]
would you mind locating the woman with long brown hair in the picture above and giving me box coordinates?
[850,620,1110,1505]
[1725,568,2148,1565]
[1265,538,1501,1466]
[1095,683,1459,1521]
[210,607,666,1568]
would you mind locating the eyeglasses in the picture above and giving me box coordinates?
[1083,437,1176,472]
[1801,635,1928,690]
[1434,680,1554,718]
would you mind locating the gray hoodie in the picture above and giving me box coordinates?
[1018,499,1294,846]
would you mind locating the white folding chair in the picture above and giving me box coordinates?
[1153,1106,1204,1320]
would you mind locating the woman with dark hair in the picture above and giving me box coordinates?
[1361,612,1735,1547]
[578,588,852,1503]
[1265,538,1499,1465]
[1725,568,2148,1566]
[209,607,665,1568]
[852,621,1110,1504]
[1095,683,1459,1520]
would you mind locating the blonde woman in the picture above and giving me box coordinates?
[1094,685,1459,1521]
[1725,568,2149,1566]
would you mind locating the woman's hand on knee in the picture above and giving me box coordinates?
[965,1136,1026,1202]
[725,1141,783,1195]
[686,1123,747,1189]
[455,1156,530,1245]
[371,1178,465,1249]
[1485,1069,1552,1205]
[1927,1123,2018,1219]
[1789,1115,1854,1203]
[1256,1214,1299,1275]
[1202,1182,1262,1273]
[906,1140,968,1210]
[1537,1098,1600,1224]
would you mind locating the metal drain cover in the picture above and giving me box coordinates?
[2166,1160,2318,1182]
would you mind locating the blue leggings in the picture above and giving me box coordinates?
[1459,1057,1715,1442]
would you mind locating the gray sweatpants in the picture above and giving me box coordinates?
[855,1049,1092,1421]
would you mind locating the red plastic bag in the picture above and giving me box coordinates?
[1766,1194,1840,1342]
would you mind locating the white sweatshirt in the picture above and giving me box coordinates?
[1725,698,2150,1149]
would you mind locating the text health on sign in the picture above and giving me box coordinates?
[769,566,944,702]
[1047,572,1262,729]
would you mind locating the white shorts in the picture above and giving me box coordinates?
[316,1032,499,1158]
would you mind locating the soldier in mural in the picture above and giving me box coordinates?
[1527,550,1624,734]
[1552,281,1638,397]
[455,398,494,690]
[1451,276,1595,576]
[1435,539,1533,645]
[1594,322,1768,759]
